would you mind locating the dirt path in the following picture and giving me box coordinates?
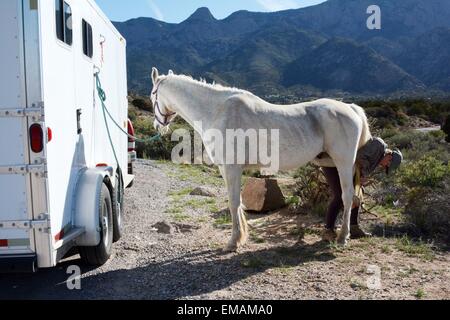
[415,126,442,133]
[0,160,449,300]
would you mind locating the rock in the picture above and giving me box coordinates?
[152,221,199,234]
[241,178,286,213]
[152,221,175,234]
[190,186,217,197]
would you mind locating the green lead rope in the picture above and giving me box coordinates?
[94,72,162,167]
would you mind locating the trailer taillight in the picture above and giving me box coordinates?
[47,127,53,143]
[30,124,44,153]
[128,119,136,151]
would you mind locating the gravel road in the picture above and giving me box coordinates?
[0,160,449,300]
[415,126,442,133]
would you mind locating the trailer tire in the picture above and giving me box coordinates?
[112,171,124,243]
[79,183,113,266]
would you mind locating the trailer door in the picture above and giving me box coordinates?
[0,0,52,270]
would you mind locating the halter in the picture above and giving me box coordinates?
[152,79,176,127]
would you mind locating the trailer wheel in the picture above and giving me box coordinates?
[112,171,124,243]
[79,183,113,266]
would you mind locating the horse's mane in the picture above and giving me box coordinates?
[163,73,253,96]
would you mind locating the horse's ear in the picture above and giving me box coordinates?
[151,67,159,85]
[168,69,174,76]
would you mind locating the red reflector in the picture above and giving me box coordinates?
[127,119,135,143]
[30,124,43,153]
[96,163,108,167]
[54,230,64,241]
[0,240,8,247]
[47,127,53,143]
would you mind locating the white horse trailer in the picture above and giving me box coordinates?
[0,0,134,272]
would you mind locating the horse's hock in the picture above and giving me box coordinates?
[241,178,286,213]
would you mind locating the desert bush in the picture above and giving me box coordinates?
[128,106,138,122]
[406,100,432,118]
[392,156,450,242]
[291,165,330,216]
[404,184,450,243]
[360,99,450,127]
[398,156,450,189]
[383,129,450,162]
[131,97,153,112]
[133,117,175,159]
[365,106,396,119]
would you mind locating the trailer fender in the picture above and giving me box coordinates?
[74,167,113,246]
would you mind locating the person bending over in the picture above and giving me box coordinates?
[320,137,403,242]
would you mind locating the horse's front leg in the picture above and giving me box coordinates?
[220,165,248,252]
[336,165,355,246]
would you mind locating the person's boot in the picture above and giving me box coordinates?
[322,228,337,242]
[350,225,372,239]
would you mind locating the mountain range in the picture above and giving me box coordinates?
[113,0,450,98]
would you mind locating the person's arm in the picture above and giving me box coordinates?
[356,157,371,179]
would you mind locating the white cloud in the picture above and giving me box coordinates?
[147,0,164,21]
[256,0,300,11]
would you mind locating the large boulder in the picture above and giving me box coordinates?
[241,178,286,213]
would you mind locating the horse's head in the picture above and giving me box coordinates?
[151,67,177,133]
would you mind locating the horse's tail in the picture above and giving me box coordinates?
[350,104,372,149]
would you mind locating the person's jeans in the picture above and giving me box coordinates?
[322,167,359,229]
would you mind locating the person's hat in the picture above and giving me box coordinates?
[387,149,403,175]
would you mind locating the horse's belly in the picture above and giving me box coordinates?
[278,150,318,171]
[276,133,324,170]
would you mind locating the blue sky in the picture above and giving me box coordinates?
[95,0,327,23]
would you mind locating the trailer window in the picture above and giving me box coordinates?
[82,20,93,58]
[55,0,72,46]
[64,2,73,45]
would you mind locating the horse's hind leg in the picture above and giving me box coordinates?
[335,163,356,246]
[219,165,248,252]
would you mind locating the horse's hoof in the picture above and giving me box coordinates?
[337,235,348,246]
[224,243,238,253]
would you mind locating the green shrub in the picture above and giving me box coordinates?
[128,106,138,122]
[383,129,449,162]
[394,155,450,242]
[292,165,330,216]
[399,156,450,189]
[132,97,153,112]
[134,117,172,159]
[404,185,450,243]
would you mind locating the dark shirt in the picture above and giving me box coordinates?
[356,137,388,177]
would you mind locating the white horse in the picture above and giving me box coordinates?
[150,68,372,251]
